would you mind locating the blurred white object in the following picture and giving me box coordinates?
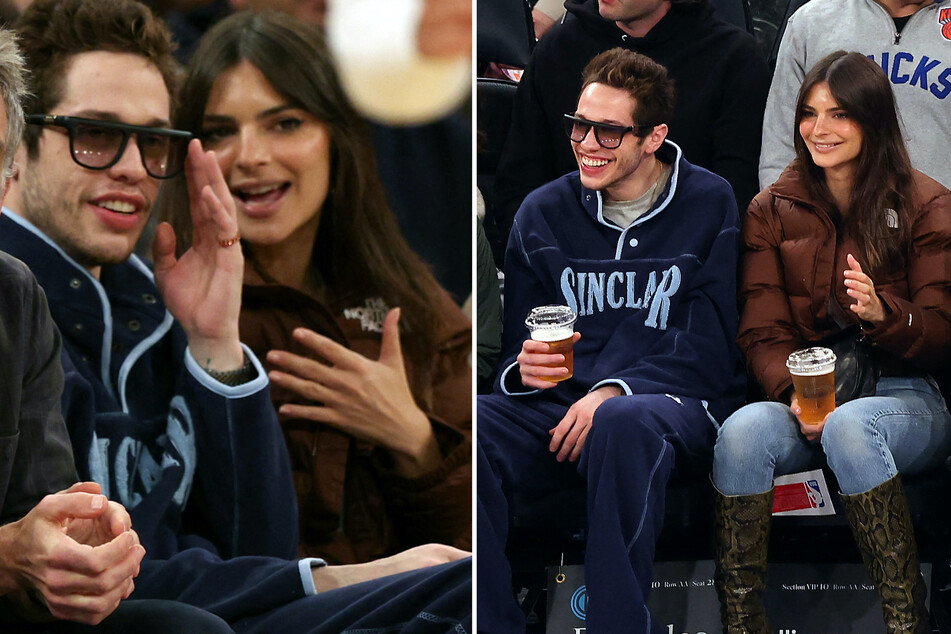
[327,0,470,125]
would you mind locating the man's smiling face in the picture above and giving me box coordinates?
[18,50,170,273]
[571,82,654,202]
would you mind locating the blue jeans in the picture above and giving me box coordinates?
[713,377,951,496]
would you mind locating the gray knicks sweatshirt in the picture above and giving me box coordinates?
[759,0,951,190]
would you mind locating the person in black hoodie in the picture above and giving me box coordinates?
[488,0,769,261]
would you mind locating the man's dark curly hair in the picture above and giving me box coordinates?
[15,0,180,158]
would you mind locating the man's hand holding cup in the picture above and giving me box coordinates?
[519,305,579,389]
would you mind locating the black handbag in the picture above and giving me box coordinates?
[813,325,880,405]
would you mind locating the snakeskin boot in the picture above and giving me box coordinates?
[840,474,929,634]
[713,486,774,634]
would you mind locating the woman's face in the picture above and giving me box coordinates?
[798,81,863,180]
[201,60,331,250]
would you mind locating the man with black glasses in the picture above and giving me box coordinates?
[488,0,769,261]
[477,48,745,633]
[0,1,470,632]
[6,0,295,572]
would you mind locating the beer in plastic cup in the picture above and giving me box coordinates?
[525,305,577,382]
[786,347,837,424]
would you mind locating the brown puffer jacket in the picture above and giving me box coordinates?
[739,167,951,402]
[239,271,472,564]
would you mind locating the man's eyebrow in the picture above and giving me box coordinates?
[579,116,630,127]
[69,109,172,128]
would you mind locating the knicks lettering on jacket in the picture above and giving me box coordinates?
[560,265,682,328]
[867,52,951,99]
[88,396,197,510]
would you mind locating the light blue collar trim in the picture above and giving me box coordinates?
[3,206,118,400]
[600,140,682,260]
[119,310,174,413]
[628,140,681,228]
[117,243,168,412]
[127,252,156,283]
[595,139,682,232]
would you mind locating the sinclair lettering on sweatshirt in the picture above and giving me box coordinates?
[88,396,197,510]
[868,51,951,99]
[560,264,682,327]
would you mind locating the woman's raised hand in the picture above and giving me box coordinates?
[266,308,441,478]
[844,253,885,324]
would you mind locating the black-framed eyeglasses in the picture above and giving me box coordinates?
[26,114,193,179]
[563,113,655,150]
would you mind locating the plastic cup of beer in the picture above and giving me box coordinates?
[525,305,577,382]
[786,347,837,424]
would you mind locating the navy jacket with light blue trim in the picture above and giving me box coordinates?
[497,141,746,425]
[0,210,312,618]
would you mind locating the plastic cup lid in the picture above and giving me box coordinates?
[525,305,577,330]
[786,346,837,375]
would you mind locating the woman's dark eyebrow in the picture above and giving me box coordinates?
[202,104,297,125]
[202,113,234,125]
[256,105,296,120]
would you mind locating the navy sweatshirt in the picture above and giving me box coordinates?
[0,210,316,620]
[497,142,746,425]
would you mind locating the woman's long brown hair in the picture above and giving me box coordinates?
[792,50,915,275]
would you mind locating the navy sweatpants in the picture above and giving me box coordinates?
[234,557,471,634]
[2,600,234,633]
[477,393,716,633]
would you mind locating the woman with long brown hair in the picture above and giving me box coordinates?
[712,51,951,633]
[157,10,471,565]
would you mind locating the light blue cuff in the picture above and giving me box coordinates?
[590,379,632,396]
[298,558,327,596]
[184,343,269,397]
[499,361,539,396]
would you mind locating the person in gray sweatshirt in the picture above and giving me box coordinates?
[759,0,951,190]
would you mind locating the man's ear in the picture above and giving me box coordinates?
[2,144,28,212]
[0,170,11,209]
[644,123,668,155]
[12,143,26,175]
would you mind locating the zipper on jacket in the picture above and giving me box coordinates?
[891,4,925,45]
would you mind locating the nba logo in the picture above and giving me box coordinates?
[806,479,825,509]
